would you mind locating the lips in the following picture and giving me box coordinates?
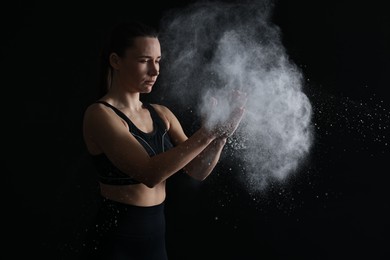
[144,81,155,85]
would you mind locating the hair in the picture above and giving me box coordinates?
[97,20,159,98]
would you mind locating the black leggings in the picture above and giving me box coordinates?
[80,197,168,260]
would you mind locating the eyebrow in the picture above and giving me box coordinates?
[137,55,161,59]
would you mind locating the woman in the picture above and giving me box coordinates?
[80,20,246,259]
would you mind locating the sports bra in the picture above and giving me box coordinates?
[91,100,174,185]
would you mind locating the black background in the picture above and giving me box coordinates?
[3,0,389,259]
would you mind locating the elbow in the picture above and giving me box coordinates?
[183,167,210,182]
[135,164,166,188]
[193,177,206,182]
[186,172,207,182]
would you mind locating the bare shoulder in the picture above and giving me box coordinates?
[84,102,112,120]
[149,103,176,118]
[149,103,180,130]
[150,103,170,111]
[83,102,121,133]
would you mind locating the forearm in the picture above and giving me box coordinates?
[146,128,214,182]
[184,137,227,181]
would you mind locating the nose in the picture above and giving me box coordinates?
[148,62,159,76]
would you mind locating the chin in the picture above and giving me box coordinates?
[143,88,153,93]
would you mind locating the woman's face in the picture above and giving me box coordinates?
[116,36,161,93]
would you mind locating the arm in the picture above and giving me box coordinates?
[159,102,244,181]
[156,105,227,180]
[183,137,227,181]
[182,90,247,180]
[83,103,217,188]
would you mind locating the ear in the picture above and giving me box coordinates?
[109,53,121,70]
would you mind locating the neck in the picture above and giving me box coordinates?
[104,90,143,111]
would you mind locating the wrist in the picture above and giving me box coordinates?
[214,136,227,146]
[198,126,217,143]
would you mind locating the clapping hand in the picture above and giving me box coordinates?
[205,89,247,138]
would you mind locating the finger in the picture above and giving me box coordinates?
[210,96,218,108]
